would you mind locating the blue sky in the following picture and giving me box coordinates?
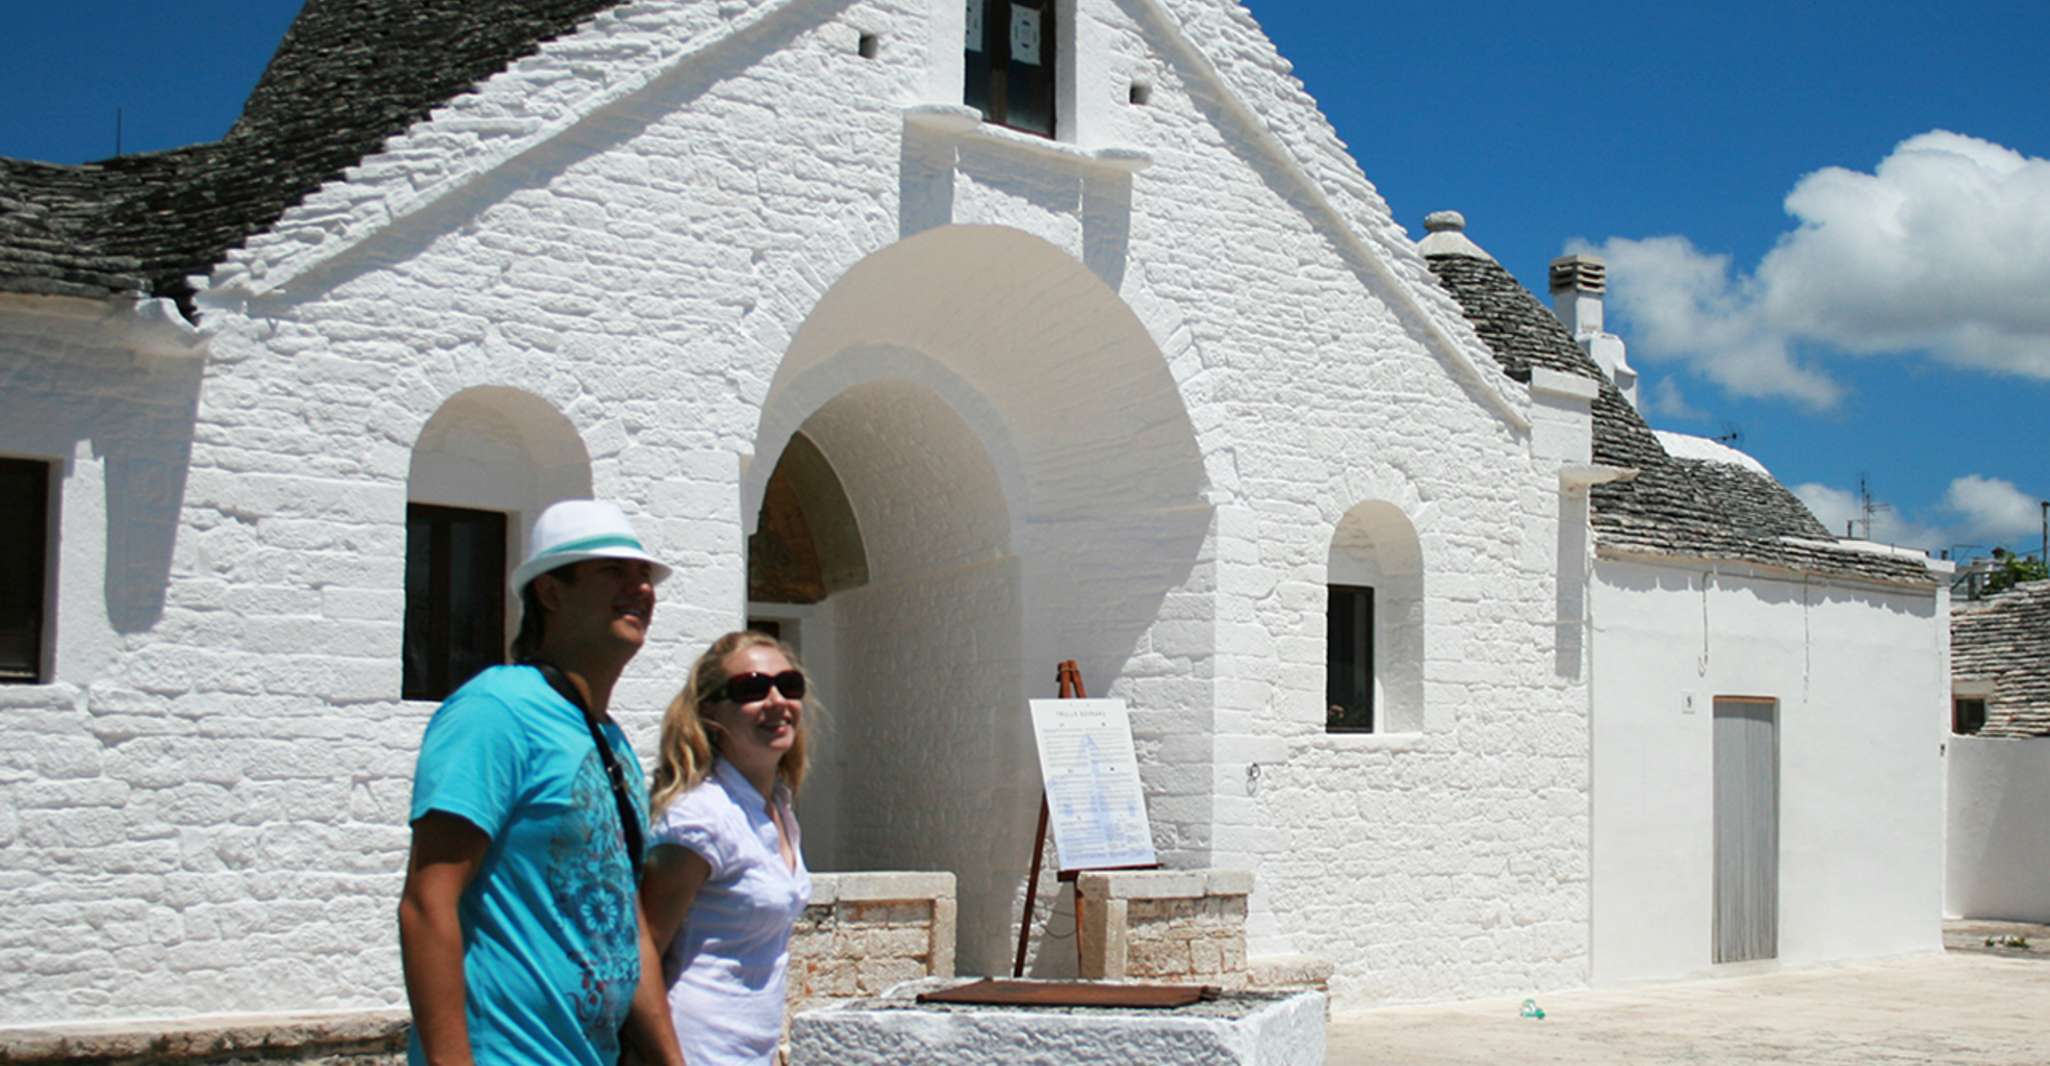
[5,1,2045,559]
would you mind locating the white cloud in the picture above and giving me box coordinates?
[1570,130,2050,406]
[1793,474,2045,554]
[1792,481,1948,550]
[1645,376,1706,421]
[1942,475,2043,544]
[1572,236,1843,406]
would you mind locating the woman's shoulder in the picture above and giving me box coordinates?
[655,768,743,830]
[652,768,753,873]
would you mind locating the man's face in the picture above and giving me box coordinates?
[537,558,657,654]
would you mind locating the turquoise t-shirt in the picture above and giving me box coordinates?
[407,665,649,1066]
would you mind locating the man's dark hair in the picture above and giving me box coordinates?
[508,564,578,661]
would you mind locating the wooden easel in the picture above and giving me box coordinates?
[1011,659,1158,977]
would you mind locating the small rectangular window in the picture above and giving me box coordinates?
[404,503,508,701]
[1326,584,1374,732]
[964,0,1056,137]
[0,458,52,684]
[1952,697,1987,736]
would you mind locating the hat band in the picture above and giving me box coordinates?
[534,532,647,560]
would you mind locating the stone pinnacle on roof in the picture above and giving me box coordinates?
[1417,210,1493,261]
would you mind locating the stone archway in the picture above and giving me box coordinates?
[748,225,1211,977]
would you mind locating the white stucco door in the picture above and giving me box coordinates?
[1713,697,1779,963]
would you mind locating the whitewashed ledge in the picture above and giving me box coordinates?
[0,1009,408,1065]
[790,979,1326,1066]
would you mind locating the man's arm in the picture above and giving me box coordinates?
[626,843,713,1065]
[398,812,490,1066]
[621,897,687,1066]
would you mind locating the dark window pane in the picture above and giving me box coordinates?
[404,503,507,701]
[446,515,507,694]
[1002,0,1054,135]
[964,0,1055,137]
[402,509,434,698]
[1953,698,1987,735]
[0,459,50,683]
[963,0,993,117]
[1326,584,1373,732]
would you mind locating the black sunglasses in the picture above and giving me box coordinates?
[712,670,806,704]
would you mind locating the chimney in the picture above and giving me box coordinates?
[1549,253,1638,409]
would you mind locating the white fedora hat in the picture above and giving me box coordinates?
[511,500,672,594]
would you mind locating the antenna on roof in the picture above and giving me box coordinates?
[114,108,123,158]
[1713,422,1743,446]
[1854,473,1891,541]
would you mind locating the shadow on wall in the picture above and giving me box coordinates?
[0,337,204,638]
[899,126,1135,291]
[1600,558,1937,622]
[102,420,198,634]
[1556,488,1589,681]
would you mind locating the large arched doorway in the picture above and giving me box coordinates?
[747,226,1210,976]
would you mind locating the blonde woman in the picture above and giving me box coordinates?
[642,631,814,1066]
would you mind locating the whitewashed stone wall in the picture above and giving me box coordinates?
[1946,736,2050,923]
[1,0,1585,1025]
[1589,558,1946,984]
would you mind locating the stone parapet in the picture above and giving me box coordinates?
[1076,868,1258,987]
[788,871,957,1020]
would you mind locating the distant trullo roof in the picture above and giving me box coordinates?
[1418,212,1934,587]
[1953,580,2050,737]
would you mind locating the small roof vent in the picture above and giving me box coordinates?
[1548,254,1606,295]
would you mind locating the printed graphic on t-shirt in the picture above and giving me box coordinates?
[549,749,643,1058]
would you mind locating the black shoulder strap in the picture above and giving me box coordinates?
[522,659,645,881]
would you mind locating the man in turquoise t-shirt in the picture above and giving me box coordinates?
[399,501,685,1066]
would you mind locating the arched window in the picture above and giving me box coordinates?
[1327,501,1424,734]
[404,388,591,700]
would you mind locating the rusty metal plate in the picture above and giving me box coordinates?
[916,979,1221,1009]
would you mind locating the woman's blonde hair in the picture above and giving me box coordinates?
[650,630,815,816]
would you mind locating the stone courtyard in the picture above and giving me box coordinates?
[1326,924,2050,1066]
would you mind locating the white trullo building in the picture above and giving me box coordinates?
[0,0,1948,1038]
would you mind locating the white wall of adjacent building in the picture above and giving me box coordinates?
[1589,557,1946,985]
[1946,736,2050,923]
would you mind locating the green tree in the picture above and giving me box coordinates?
[1983,550,2049,595]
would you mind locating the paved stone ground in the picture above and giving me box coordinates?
[1326,924,2050,1065]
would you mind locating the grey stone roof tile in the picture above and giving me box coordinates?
[1424,250,1934,588]
[1953,580,2050,738]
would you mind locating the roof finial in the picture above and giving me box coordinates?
[1418,210,1490,261]
[1424,210,1466,234]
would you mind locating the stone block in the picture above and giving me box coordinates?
[1077,868,1207,902]
[1246,954,1338,993]
[1206,868,1256,896]
[790,982,1326,1066]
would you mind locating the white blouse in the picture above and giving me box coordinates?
[653,758,811,1066]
